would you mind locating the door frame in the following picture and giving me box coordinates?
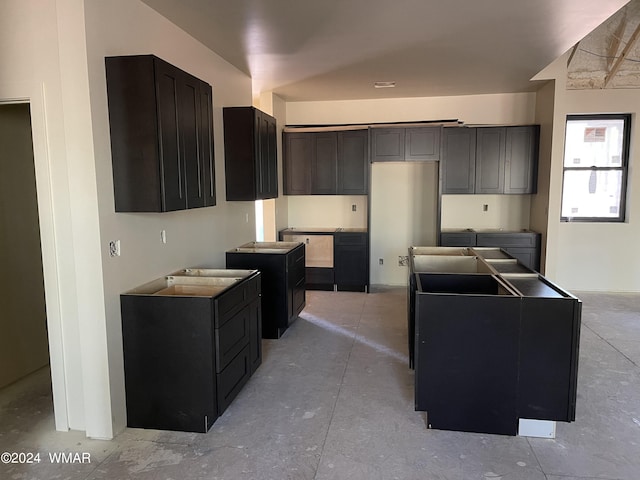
[1,83,69,431]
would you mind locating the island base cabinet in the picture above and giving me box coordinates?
[415,274,521,436]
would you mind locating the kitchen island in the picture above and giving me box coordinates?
[409,246,581,436]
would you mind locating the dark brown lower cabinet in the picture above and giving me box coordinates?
[226,243,305,339]
[334,232,368,292]
[408,247,581,436]
[121,270,261,433]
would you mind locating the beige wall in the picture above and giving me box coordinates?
[371,162,438,285]
[286,93,537,285]
[0,104,50,388]
[546,85,640,291]
[441,195,531,230]
[530,80,556,273]
[287,196,368,229]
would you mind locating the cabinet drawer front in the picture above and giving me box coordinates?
[440,233,476,246]
[306,267,334,284]
[287,244,305,268]
[217,344,251,415]
[216,306,251,373]
[216,275,260,328]
[334,232,367,246]
[476,233,539,248]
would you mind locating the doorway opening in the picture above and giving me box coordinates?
[0,103,52,413]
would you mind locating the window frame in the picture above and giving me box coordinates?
[560,113,631,223]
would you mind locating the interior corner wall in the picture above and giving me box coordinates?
[285,93,537,285]
[530,80,556,274]
[547,86,640,292]
[259,92,289,238]
[84,0,257,436]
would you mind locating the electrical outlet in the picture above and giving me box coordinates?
[398,255,409,266]
[160,230,167,244]
[379,258,384,265]
[483,204,489,212]
[109,240,121,257]
[352,204,357,212]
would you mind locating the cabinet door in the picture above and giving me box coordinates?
[155,60,186,211]
[405,127,441,161]
[198,82,216,206]
[312,132,338,194]
[264,114,278,198]
[256,111,278,199]
[284,132,312,194]
[338,130,368,194]
[371,128,405,162]
[247,298,262,374]
[504,126,538,194]
[440,232,477,247]
[334,233,368,291]
[475,127,505,194]
[441,128,476,194]
[178,73,205,209]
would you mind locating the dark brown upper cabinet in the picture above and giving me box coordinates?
[106,55,215,212]
[337,130,369,195]
[284,132,312,195]
[223,106,278,201]
[441,127,476,194]
[371,126,441,162]
[283,129,368,195]
[441,125,539,194]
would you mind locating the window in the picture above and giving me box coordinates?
[561,114,631,222]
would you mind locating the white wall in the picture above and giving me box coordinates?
[286,93,537,285]
[84,0,257,436]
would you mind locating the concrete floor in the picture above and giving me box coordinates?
[1,288,639,480]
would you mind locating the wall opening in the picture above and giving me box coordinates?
[0,103,51,394]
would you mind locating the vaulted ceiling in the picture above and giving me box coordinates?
[141,0,631,101]
[568,0,640,89]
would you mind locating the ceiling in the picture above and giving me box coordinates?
[140,0,631,102]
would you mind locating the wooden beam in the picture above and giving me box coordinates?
[567,42,580,68]
[606,16,627,70]
[605,21,640,88]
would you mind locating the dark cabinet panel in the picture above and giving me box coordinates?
[121,272,260,433]
[223,107,278,201]
[226,244,305,339]
[440,232,476,246]
[441,128,476,194]
[284,133,312,195]
[475,127,506,194]
[405,127,441,161]
[106,55,215,212]
[370,128,405,162]
[198,84,216,207]
[334,232,368,292]
[284,130,368,195]
[441,125,538,195]
[338,130,369,194]
[312,132,338,194]
[371,127,441,162]
[505,126,539,194]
